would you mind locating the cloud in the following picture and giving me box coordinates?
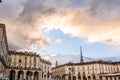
[42,0,120,45]
[1,0,120,50]
[55,39,62,44]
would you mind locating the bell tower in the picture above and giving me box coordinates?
[55,60,58,67]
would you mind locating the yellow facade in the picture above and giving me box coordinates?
[8,51,41,80]
[52,61,120,80]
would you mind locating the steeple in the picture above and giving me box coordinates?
[80,46,84,63]
[55,60,58,67]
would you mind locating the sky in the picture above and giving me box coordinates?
[0,0,120,58]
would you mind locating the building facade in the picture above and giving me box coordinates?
[0,24,9,78]
[41,59,52,80]
[8,51,41,80]
[52,61,120,80]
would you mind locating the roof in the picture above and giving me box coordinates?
[8,50,40,57]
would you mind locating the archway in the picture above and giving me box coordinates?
[93,75,96,80]
[68,76,71,80]
[34,71,39,80]
[10,70,15,80]
[88,76,91,80]
[26,71,33,80]
[78,76,81,80]
[62,75,65,80]
[118,75,120,80]
[73,76,76,80]
[18,70,24,80]
[99,76,102,80]
[83,76,87,80]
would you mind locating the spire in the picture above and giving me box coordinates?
[80,46,84,63]
[55,60,58,67]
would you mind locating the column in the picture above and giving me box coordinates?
[112,77,115,80]
[102,77,106,80]
[108,77,111,80]
[15,71,18,80]
[24,71,26,79]
[38,72,41,80]
[116,76,119,80]
[32,73,34,80]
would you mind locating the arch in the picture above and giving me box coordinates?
[10,70,15,80]
[78,72,81,80]
[18,70,24,80]
[26,71,33,80]
[83,76,87,80]
[62,75,65,80]
[78,76,81,80]
[44,74,46,79]
[93,75,96,80]
[68,76,71,80]
[118,75,120,80]
[99,76,102,80]
[73,76,76,80]
[88,76,91,80]
[34,71,39,80]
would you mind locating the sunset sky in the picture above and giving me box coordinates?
[0,0,120,58]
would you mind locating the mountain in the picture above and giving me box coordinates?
[41,54,120,67]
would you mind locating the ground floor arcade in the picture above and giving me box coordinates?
[9,69,41,80]
[99,73,120,80]
[52,74,97,80]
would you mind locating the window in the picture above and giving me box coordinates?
[19,59,21,63]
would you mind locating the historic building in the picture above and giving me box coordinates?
[7,51,41,80]
[52,61,120,80]
[0,24,9,78]
[52,48,120,80]
[41,59,52,80]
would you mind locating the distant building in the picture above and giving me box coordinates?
[41,59,52,80]
[52,61,120,80]
[52,48,120,80]
[8,51,41,80]
[0,24,9,78]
